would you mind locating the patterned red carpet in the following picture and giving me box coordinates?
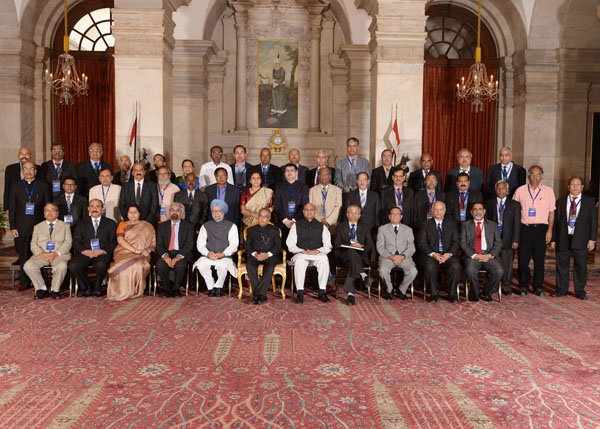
[0,271,599,428]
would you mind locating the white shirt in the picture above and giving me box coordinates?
[471,220,488,258]
[500,162,513,178]
[497,197,507,219]
[359,189,368,206]
[198,161,233,189]
[134,178,144,188]
[460,166,471,175]
[567,194,581,235]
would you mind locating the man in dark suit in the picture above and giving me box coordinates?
[174,173,208,231]
[460,202,504,301]
[147,153,177,184]
[416,201,462,302]
[230,145,254,191]
[156,202,194,297]
[381,168,415,227]
[550,176,598,300]
[274,163,309,245]
[9,161,51,289]
[283,149,308,184]
[444,149,484,192]
[407,152,442,193]
[334,205,374,305]
[40,142,77,201]
[250,148,281,190]
[307,150,336,186]
[112,155,132,186]
[55,177,87,231]
[446,173,484,223]
[4,147,40,217]
[77,142,111,197]
[205,167,241,225]
[484,180,520,295]
[245,209,282,304]
[119,162,158,224]
[370,149,395,195]
[485,146,526,199]
[68,199,117,297]
[415,172,445,224]
[344,172,380,236]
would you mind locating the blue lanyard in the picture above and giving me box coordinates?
[236,163,246,175]
[459,190,469,207]
[54,162,63,178]
[436,220,443,238]
[262,164,270,186]
[101,184,111,205]
[395,187,403,206]
[570,197,581,213]
[22,180,36,202]
[217,186,226,200]
[527,185,542,205]
[498,199,506,218]
[158,184,167,204]
[502,163,512,180]
[321,188,328,216]
[348,157,357,173]
[350,224,357,240]
[286,182,298,200]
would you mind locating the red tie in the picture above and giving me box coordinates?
[475,221,482,254]
[168,223,176,251]
[316,168,320,184]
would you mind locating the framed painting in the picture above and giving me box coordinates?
[257,40,299,129]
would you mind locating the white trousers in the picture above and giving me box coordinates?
[195,258,230,290]
[292,254,330,291]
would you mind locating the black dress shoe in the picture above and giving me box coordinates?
[318,291,330,303]
[364,277,374,289]
[258,296,268,304]
[396,290,408,300]
[471,296,480,302]
[296,291,304,304]
[208,289,216,297]
[384,290,394,300]
[172,290,182,298]
[92,289,102,297]
[252,296,259,305]
[501,290,512,296]
[82,289,93,297]
[347,295,355,306]
[215,288,223,297]
[552,292,567,298]
[51,291,61,299]
[576,295,588,301]
[34,290,48,300]
[448,296,458,303]
[520,289,528,296]
[534,289,546,297]
[482,295,493,302]
[163,290,172,298]
[427,295,438,302]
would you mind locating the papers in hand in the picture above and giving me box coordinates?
[341,244,364,251]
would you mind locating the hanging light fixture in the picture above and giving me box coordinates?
[456,0,498,113]
[45,0,89,105]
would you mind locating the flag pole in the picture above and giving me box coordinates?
[133,101,138,162]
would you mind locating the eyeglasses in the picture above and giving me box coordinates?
[529,173,542,177]
[51,149,64,153]
[211,151,223,155]
[89,149,102,153]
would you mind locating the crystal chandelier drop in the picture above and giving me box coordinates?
[44,0,89,105]
[456,0,498,113]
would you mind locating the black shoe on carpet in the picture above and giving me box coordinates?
[427,295,438,303]
[482,295,493,302]
[520,289,528,296]
[51,291,61,299]
[534,289,546,297]
[318,290,330,303]
[576,295,588,301]
[93,289,102,297]
[347,295,355,306]
[552,292,567,298]
[471,296,480,302]
[34,290,48,300]
[396,291,408,300]
[502,290,512,296]
[448,296,458,303]
[296,291,304,304]
[83,289,93,297]
[252,296,259,305]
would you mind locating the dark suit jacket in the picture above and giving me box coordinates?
[245,223,282,257]
[174,188,208,231]
[112,169,131,186]
[484,197,520,249]
[485,163,526,199]
[230,162,255,190]
[381,186,415,227]
[552,195,598,251]
[444,166,485,193]
[40,160,77,200]
[407,168,443,194]
[72,215,117,256]
[344,189,381,234]
[156,219,195,260]
[55,193,88,230]
[416,218,460,256]
[205,183,241,225]
[281,164,308,184]
[370,166,395,195]
[249,164,281,190]
[415,189,446,224]
[8,179,51,234]
[77,160,112,197]
[4,162,41,209]
[147,169,177,184]
[334,221,373,266]
[119,179,159,224]
[445,190,484,223]
[306,166,336,187]
[273,181,309,225]
[460,219,503,258]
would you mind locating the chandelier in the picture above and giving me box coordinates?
[44,0,88,105]
[456,0,498,113]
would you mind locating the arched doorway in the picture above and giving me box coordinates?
[52,0,116,168]
[422,4,500,186]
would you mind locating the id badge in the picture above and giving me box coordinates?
[25,203,35,215]
[427,212,433,220]
[46,241,55,251]
[569,215,577,227]
[498,222,503,233]
[90,239,100,250]
[52,180,61,192]
[288,201,296,214]
[459,210,466,221]
[438,240,444,252]
[528,208,536,217]
[64,215,73,224]
[102,209,107,217]
[160,206,166,216]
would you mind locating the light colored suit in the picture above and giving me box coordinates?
[24,219,72,292]
[335,156,370,193]
[89,184,122,223]
[376,222,418,294]
[309,184,343,227]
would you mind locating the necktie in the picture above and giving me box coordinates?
[503,165,508,180]
[93,219,99,236]
[168,222,176,251]
[316,168,320,184]
[188,192,194,203]
[55,163,60,176]
[459,192,465,210]
[49,222,54,237]
[394,225,398,235]
[437,223,443,252]
[475,221,482,254]
[569,198,577,217]
[429,192,434,204]
[136,183,141,204]
[66,195,72,211]
[350,224,356,240]
[360,192,366,208]
[94,162,100,176]
[321,188,327,217]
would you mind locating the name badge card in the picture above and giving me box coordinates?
[288,201,296,214]
[46,241,55,251]
[160,207,166,216]
[102,209,107,217]
[52,180,61,192]
[528,208,536,217]
[459,210,466,221]
[90,239,100,250]
[569,216,577,227]
[427,212,433,220]
[64,215,73,224]
[438,240,444,252]
[498,221,503,233]
[25,203,35,215]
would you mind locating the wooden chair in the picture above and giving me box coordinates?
[334,248,377,299]
[236,223,286,300]
[463,270,502,302]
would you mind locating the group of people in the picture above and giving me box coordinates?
[4,138,597,305]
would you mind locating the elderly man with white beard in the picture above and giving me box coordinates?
[156,166,180,224]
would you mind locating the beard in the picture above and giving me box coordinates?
[158,179,170,186]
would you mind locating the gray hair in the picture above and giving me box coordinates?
[315,150,329,158]
[495,180,509,189]
[346,204,362,214]
[456,148,472,159]
[157,165,172,175]
[44,202,59,211]
[432,201,446,209]
[527,165,544,175]
[168,202,186,219]
[499,146,512,154]
[89,142,103,151]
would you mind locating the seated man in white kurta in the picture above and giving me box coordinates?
[286,203,332,304]
[89,169,122,222]
[193,200,238,297]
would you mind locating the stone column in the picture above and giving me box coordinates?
[308,6,325,133]
[231,2,251,132]
[355,0,427,167]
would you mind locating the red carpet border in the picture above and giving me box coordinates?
[0,274,599,428]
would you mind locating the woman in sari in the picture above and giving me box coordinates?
[176,159,199,190]
[240,171,274,228]
[107,204,156,300]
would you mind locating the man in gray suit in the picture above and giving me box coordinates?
[376,207,418,300]
[460,202,504,302]
[335,137,370,193]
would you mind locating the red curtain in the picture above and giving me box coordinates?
[422,65,496,187]
[54,57,116,168]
